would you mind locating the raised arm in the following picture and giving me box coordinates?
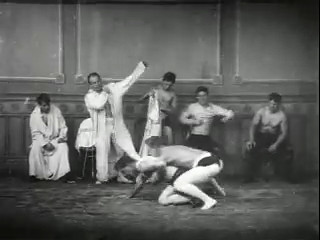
[114,61,147,95]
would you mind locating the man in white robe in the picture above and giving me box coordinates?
[29,93,70,181]
[85,61,148,183]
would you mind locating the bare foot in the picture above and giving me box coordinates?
[201,199,217,210]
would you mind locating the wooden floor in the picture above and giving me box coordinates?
[0,177,318,240]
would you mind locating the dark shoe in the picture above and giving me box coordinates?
[29,176,40,182]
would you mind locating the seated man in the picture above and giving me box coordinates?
[29,93,70,181]
[243,92,293,182]
[127,137,226,210]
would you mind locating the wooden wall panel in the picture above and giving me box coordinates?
[234,1,318,83]
[8,117,24,156]
[0,117,6,158]
[0,2,63,83]
[76,3,222,83]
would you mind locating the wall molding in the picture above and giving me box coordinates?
[0,92,317,103]
[232,0,317,85]
[0,2,64,84]
[75,1,223,85]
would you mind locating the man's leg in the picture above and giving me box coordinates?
[243,147,261,182]
[163,126,173,145]
[95,123,113,183]
[173,164,221,210]
[158,185,192,206]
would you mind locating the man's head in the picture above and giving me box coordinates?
[88,72,103,93]
[268,92,282,113]
[161,72,176,91]
[36,93,51,114]
[195,86,209,106]
[116,155,165,198]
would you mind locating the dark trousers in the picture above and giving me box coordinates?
[243,133,293,181]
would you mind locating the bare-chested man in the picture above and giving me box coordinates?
[140,72,177,145]
[126,137,226,210]
[243,92,293,182]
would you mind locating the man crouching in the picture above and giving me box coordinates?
[125,137,226,210]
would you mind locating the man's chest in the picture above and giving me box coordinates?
[261,112,282,127]
[190,106,214,119]
[157,90,173,103]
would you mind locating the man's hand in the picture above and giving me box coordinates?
[128,173,148,198]
[193,119,203,126]
[43,143,55,152]
[57,138,67,143]
[160,109,171,115]
[149,88,156,97]
[142,61,149,68]
[268,144,278,153]
[246,141,256,150]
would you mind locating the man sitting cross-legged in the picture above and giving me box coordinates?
[123,137,226,210]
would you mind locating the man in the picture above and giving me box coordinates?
[140,72,177,145]
[85,61,148,184]
[180,86,234,154]
[243,92,293,182]
[29,93,70,181]
[128,137,226,210]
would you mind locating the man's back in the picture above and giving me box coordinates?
[159,145,208,169]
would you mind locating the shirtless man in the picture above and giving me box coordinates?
[129,137,226,210]
[180,86,234,154]
[243,92,293,182]
[141,72,177,145]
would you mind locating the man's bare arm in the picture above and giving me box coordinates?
[210,178,226,196]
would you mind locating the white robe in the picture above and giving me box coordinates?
[84,62,146,181]
[29,104,70,180]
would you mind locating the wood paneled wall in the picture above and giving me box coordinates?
[0,0,318,178]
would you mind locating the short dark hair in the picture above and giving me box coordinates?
[87,72,101,84]
[162,72,176,84]
[36,93,51,105]
[195,86,209,95]
[269,92,282,103]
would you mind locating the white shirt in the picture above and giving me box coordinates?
[181,102,234,135]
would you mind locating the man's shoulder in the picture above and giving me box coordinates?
[256,106,267,115]
[208,103,222,109]
[187,102,199,108]
[51,104,62,113]
[278,109,287,119]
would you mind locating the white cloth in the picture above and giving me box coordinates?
[28,104,70,180]
[75,118,95,150]
[139,92,162,157]
[84,62,146,181]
